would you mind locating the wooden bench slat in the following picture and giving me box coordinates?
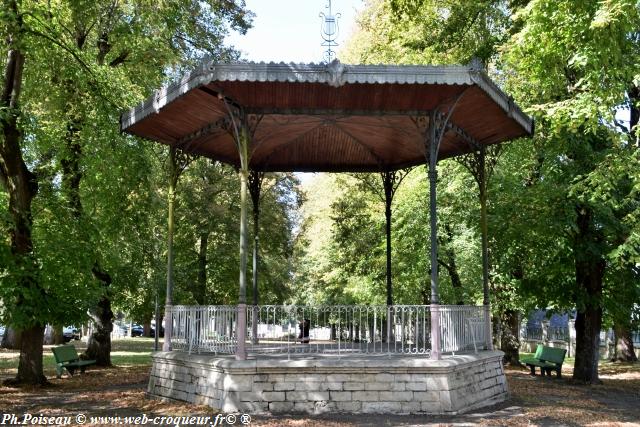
[520,344,566,378]
[51,345,96,379]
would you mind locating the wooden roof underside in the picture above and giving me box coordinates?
[121,62,533,172]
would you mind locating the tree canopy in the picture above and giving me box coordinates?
[339,0,640,381]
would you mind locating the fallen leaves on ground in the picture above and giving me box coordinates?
[0,362,639,426]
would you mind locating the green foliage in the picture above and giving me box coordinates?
[339,0,640,353]
[0,0,253,330]
[503,0,639,133]
[342,0,510,64]
[291,167,484,306]
[170,159,299,307]
[500,0,640,324]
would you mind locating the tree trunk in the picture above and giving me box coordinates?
[1,327,22,350]
[85,265,113,366]
[196,232,208,305]
[437,223,464,305]
[248,170,264,308]
[629,85,639,147]
[572,206,605,383]
[60,82,120,360]
[43,325,53,345]
[14,325,47,385]
[52,325,65,345]
[1,1,46,385]
[81,324,88,339]
[252,212,259,305]
[573,308,602,382]
[612,323,638,362]
[143,320,152,338]
[60,119,83,217]
[500,309,521,366]
[492,314,501,350]
[44,325,65,345]
[86,295,113,365]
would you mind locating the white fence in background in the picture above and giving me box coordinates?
[520,321,640,358]
[165,304,490,357]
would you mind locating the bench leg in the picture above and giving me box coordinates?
[81,366,86,374]
[556,368,562,378]
[67,367,76,377]
[56,366,63,379]
[541,368,546,376]
[528,365,536,376]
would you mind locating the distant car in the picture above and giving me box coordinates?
[130,325,144,337]
[120,324,144,337]
[119,324,163,337]
[63,326,80,342]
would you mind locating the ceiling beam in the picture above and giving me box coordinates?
[174,117,230,152]
[245,107,433,117]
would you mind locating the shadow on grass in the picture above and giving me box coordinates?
[0,338,158,378]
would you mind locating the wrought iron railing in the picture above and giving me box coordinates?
[439,305,487,353]
[165,304,489,357]
[249,305,435,355]
[248,305,399,355]
[168,305,238,354]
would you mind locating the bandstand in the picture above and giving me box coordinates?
[121,60,533,414]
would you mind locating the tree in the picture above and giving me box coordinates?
[0,0,47,385]
[1,0,253,382]
[344,0,640,384]
[502,0,640,383]
[169,161,299,308]
[291,169,482,308]
[342,0,510,65]
[346,171,412,305]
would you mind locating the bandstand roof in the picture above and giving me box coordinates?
[121,60,533,172]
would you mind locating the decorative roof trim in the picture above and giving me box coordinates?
[120,60,533,136]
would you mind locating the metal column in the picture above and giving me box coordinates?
[428,111,441,360]
[478,147,493,350]
[236,129,250,360]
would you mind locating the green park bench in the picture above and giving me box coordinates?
[520,344,567,378]
[51,345,96,379]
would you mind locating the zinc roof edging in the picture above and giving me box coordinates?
[470,70,534,135]
[120,61,532,138]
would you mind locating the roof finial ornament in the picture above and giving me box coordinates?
[320,0,341,63]
[468,57,486,73]
[326,58,346,87]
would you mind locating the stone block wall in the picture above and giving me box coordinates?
[148,351,507,415]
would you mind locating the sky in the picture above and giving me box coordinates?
[227,0,365,64]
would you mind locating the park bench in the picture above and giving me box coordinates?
[520,344,566,378]
[51,345,96,379]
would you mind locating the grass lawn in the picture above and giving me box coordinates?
[0,342,638,426]
[0,337,158,378]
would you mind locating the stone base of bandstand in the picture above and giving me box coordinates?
[148,350,508,415]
